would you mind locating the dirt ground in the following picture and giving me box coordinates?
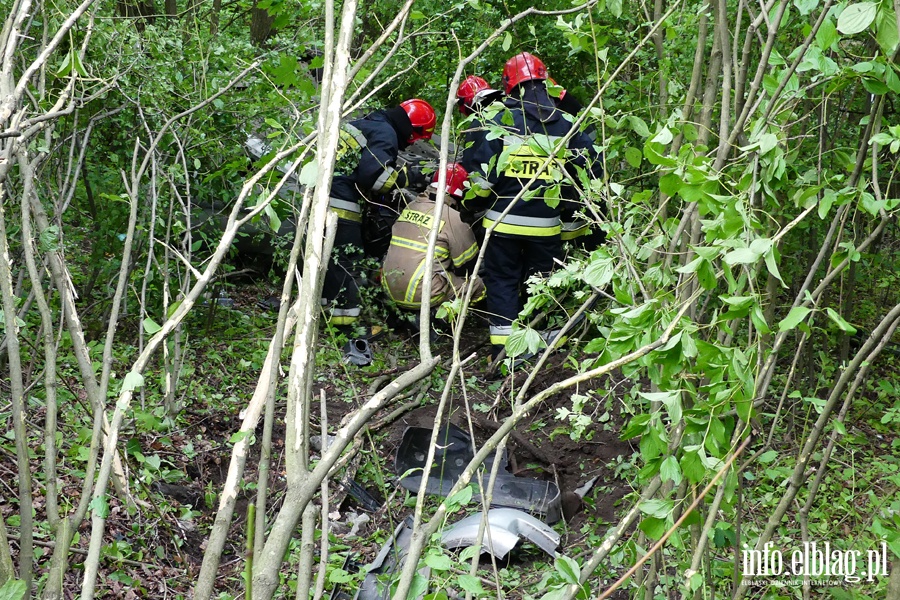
[0,288,637,599]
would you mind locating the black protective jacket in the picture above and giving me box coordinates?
[461,81,602,238]
[329,107,414,222]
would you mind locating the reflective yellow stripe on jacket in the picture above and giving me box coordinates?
[452,242,478,267]
[328,197,363,223]
[389,236,450,260]
[386,236,450,306]
[561,219,590,240]
[483,210,561,237]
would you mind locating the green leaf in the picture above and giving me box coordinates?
[142,317,162,335]
[862,77,889,95]
[409,10,425,19]
[0,580,27,600]
[758,450,778,463]
[688,571,704,592]
[298,160,317,186]
[764,248,786,288]
[457,574,485,595]
[607,0,622,17]
[408,573,428,599]
[757,133,778,155]
[778,306,812,331]
[676,256,703,275]
[651,127,673,145]
[424,552,453,571]
[459,546,479,561]
[445,484,473,510]
[818,188,837,219]
[640,498,673,519]
[825,307,857,334]
[505,327,543,357]
[875,6,899,55]
[229,430,252,444]
[871,132,894,146]
[723,247,762,266]
[554,555,581,585]
[144,454,162,470]
[681,331,698,358]
[90,495,110,519]
[697,260,717,290]
[750,305,771,335]
[643,140,676,166]
[538,586,570,600]
[721,295,754,310]
[55,50,74,78]
[793,0,818,16]
[860,190,885,215]
[886,67,900,94]
[583,253,615,288]
[659,173,682,196]
[681,449,706,483]
[625,147,643,168]
[621,413,652,439]
[816,17,839,49]
[39,225,60,252]
[502,32,512,51]
[264,203,282,233]
[628,115,651,137]
[122,372,144,393]
[167,300,183,319]
[837,2,877,34]
[660,392,682,425]
[328,569,352,584]
[639,516,668,540]
[660,455,682,485]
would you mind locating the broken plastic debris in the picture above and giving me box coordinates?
[346,512,370,537]
[395,424,562,523]
[574,475,599,499]
[343,338,373,366]
[441,508,560,559]
[354,516,429,600]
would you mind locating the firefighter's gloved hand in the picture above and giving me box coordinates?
[458,207,477,225]
[404,164,429,193]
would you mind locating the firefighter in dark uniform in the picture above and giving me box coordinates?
[547,78,606,251]
[460,53,602,360]
[325,99,436,359]
[455,76,505,245]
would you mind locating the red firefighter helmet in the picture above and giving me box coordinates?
[457,75,500,115]
[502,52,549,94]
[400,99,436,143]
[432,162,468,198]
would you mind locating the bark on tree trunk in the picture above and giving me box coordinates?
[250,1,275,46]
[209,0,221,36]
[116,0,157,27]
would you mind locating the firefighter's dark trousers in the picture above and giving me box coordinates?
[322,219,365,327]
[483,234,562,358]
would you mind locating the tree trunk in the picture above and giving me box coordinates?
[250,1,275,46]
[209,0,221,35]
